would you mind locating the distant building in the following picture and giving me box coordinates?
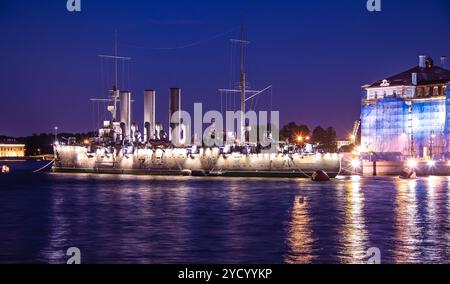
[0,142,25,157]
[337,140,352,150]
[361,56,450,159]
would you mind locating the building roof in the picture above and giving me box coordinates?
[368,62,450,88]
[0,138,24,146]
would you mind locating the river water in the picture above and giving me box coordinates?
[0,172,449,264]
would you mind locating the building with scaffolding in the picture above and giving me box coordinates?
[361,55,450,160]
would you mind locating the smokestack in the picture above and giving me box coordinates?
[120,91,131,139]
[169,88,181,141]
[419,55,426,68]
[144,90,156,142]
[441,55,447,67]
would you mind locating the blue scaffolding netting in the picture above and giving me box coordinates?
[361,84,450,159]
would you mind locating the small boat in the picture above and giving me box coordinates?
[311,170,330,181]
[1,165,10,174]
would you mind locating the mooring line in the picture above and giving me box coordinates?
[33,159,55,173]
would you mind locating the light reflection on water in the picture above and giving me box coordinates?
[285,195,314,264]
[337,176,369,264]
[393,179,420,263]
[0,173,449,264]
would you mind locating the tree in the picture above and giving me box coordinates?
[280,122,310,144]
[312,126,327,145]
[312,126,338,152]
[325,127,338,152]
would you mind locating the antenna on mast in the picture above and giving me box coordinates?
[98,30,132,90]
[94,30,132,123]
[230,17,251,145]
[114,29,118,88]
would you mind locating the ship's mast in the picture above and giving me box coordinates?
[239,22,247,145]
[231,21,250,145]
[96,31,131,123]
[219,21,272,146]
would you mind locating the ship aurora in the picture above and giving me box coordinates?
[53,28,341,178]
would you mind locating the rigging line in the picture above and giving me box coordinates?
[229,40,234,89]
[250,94,255,112]
[121,60,124,90]
[105,57,109,88]
[91,101,94,133]
[124,28,237,51]
[225,92,227,113]
[100,57,106,94]
[97,102,100,130]
[252,93,257,112]
[100,58,103,93]
[270,87,273,113]
[103,101,107,122]
[255,91,261,111]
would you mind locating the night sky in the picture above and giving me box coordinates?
[1,0,450,137]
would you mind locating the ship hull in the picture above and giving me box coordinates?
[53,145,341,178]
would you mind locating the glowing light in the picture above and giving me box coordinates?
[350,135,356,141]
[296,135,303,143]
[427,160,436,168]
[407,159,417,168]
[83,139,90,145]
[351,159,360,168]
[305,136,310,141]
[351,175,361,181]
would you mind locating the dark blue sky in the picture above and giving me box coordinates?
[1,0,450,137]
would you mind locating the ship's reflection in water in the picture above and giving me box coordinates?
[0,173,449,263]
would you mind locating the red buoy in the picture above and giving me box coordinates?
[311,170,330,181]
[400,168,416,179]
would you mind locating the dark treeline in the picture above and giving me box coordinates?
[0,132,96,156]
[279,122,338,153]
